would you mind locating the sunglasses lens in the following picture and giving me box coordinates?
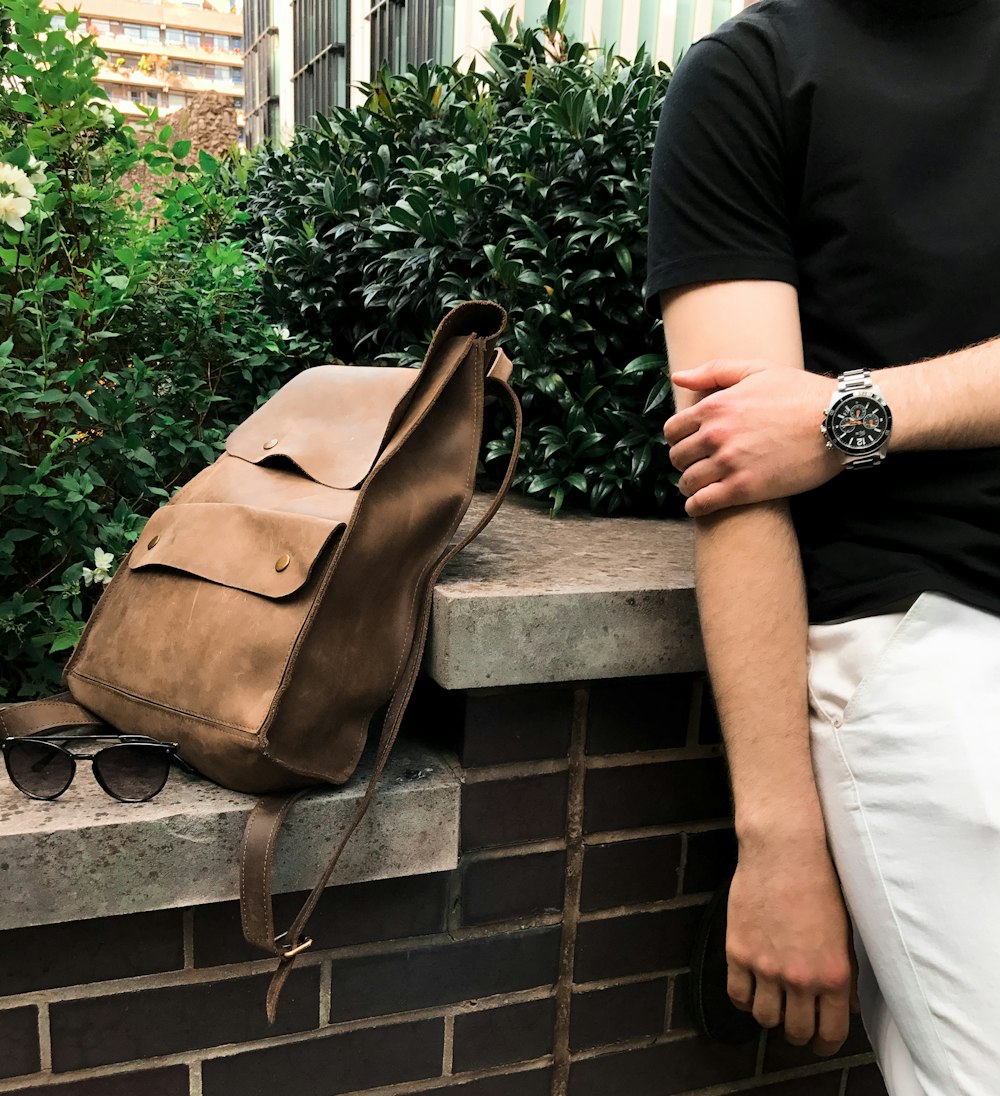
[94,745,171,802]
[5,740,74,799]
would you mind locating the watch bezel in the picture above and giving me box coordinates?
[821,391,893,457]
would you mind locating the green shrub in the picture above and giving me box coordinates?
[0,0,324,699]
[242,2,674,518]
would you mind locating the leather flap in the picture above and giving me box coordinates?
[130,503,342,598]
[224,365,422,489]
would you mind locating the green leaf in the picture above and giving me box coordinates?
[623,353,663,375]
[172,140,192,159]
[198,149,219,175]
[131,447,157,468]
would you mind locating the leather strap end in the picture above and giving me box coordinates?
[265,956,297,1025]
[487,349,513,384]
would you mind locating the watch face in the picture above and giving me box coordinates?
[827,395,892,454]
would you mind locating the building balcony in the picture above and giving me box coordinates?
[99,64,243,95]
[45,0,241,34]
[92,31,242,65]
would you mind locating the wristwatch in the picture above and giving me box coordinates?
[820,368,893,468]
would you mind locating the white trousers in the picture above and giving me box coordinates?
[808,592,1000,1096]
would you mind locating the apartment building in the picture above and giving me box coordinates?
[243,0,749,148]
[44,0,244,129]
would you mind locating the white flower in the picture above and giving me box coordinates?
[26,156,48,185]
[82,548,115,587]
[85,99,117,129]
[0,163,37,201]
[0,192,30,232]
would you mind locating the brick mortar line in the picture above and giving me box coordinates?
[687,675,707,748]
[568,1033,876,1073]
[549,686,588,1096]
[0,920,567,1010]
[462,758,569,783]
[36,1002,50,1073]
[459,838,567,862]
[754,1026,767,1076]
[577,892,709,923]
[677,831,691,904]
[586,744,724,769]
[182,910,195,970]
[319,958,332,1027]
[0,1055,558,1096]
[650,1056,874,1096]
[0,992,561,1093]
[189,1058,202,1096]
[663,974,676,1035]
[442,1013,454,1077]
[299,1057,554,1096]
[571,969,672,994]
[583,819,733,844]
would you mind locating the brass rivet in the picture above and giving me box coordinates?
[148,535,159,549]
[263,437,279,450]
[275,554,291,572]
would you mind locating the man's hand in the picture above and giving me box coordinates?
[728,832,861,1055]
[664,359,843,516]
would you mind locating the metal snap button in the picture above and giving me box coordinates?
[263,437,279,450]
[148,535,159,549]
[275,554,291,572]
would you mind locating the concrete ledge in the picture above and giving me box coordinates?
[0,741,459,930]
[427,496,701,689]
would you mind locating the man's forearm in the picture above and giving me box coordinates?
[666,333,1000,516]
[878,336,1000,451]
[696,501,827,846]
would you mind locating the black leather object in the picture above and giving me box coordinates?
[689,875,762,1044]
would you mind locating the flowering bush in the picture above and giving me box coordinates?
[0,0,325,699]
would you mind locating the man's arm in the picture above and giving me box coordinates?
[664,281,855,1055]
[665,337,1000,516]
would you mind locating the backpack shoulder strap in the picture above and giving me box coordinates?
[241,372,522,1022]
[0,692,106,739]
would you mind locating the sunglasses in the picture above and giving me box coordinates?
[1,734,196,803]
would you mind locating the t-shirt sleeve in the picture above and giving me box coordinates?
[644,35,797,316]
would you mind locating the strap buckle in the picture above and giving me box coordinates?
[275,932,313,958]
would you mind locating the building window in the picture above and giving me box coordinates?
[368,0,445,77]
[291,0,349,128]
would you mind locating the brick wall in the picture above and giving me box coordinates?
[0,674,888,1096]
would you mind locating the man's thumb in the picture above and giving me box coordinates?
[672,359,752,391]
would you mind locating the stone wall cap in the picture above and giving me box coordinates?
[0,740,459,931]
[427,495,701,689]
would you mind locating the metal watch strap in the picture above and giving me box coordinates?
[828,369,888,469]
[838,368,874,394]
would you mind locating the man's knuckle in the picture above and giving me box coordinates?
[700,423,724,448]
[817,963,852,994]
[753,960,780,983]
[783,968,814,994]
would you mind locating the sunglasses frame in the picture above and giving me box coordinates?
[1,734,196,803]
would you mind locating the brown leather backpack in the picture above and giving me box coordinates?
[1,300,521,1017]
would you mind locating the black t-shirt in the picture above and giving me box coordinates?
[646,0,1000,623]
